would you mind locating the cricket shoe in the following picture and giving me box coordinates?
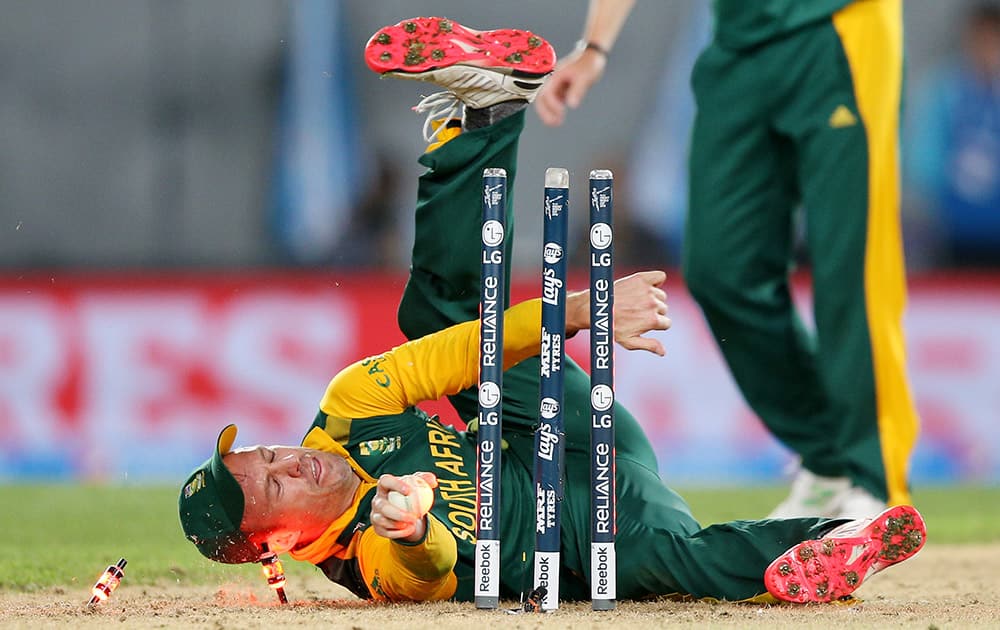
[364,17,555,109]
[767,469,851,518]
[764,505,926,603]
[836,485,888,519]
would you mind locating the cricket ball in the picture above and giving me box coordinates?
[387,475,435,518]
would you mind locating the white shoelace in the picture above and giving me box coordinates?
[412,91,462,143]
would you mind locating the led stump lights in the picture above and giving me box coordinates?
[88,558,127,606]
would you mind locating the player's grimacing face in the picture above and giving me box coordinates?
[223,445,359,543]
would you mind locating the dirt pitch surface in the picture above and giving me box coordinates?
[3,544,997,629]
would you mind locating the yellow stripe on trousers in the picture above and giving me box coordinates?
[833,0,918,506]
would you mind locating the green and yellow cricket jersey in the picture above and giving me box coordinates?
[712,0,854,49]
[277,109,849,605]
[287,298,544,602]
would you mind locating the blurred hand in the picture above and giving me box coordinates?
[534,48,607,127]
[612,271,671,356]
[370,472,438,542]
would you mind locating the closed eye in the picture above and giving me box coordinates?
[260,447,280,499]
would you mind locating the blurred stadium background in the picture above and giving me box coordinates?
[1,0,998,488]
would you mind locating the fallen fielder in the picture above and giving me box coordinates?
[179,16,926,605]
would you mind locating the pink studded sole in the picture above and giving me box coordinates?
[764,505,926,603]
[365,17,555,76]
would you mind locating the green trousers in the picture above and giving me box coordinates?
[685,0,917,504]
[395,110,834,601]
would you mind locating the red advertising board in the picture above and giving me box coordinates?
[0,271,997,483]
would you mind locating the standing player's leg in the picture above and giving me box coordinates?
[791,0,917,512]
[684,40,846,511]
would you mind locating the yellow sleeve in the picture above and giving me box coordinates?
[356,514,458,602]
[320,299,543,418]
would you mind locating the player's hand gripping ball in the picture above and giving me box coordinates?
[387,475,435,518]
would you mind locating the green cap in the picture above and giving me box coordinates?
[178,424,260,564]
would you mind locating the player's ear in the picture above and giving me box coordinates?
[267,530,301,553]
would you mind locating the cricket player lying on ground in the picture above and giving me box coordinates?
[179,17,926,605]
